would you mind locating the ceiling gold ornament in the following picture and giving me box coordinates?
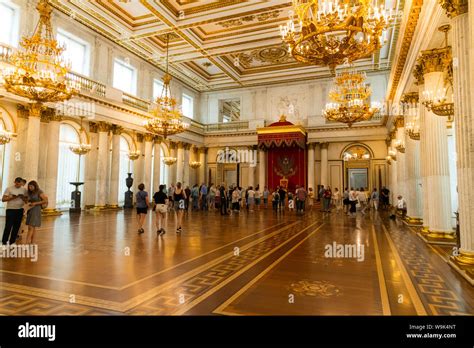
[2,0,77,115]
[218,9,281,28]
[323,68,380,127]
[280,0,398,74]
[388,0,423,100]
[237,45,295,67]
[439,0,468,18]
[144,34,189,138]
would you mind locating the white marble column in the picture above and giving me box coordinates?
[396,120,407,200]
[43,113,62,214]
[307,143,315,190]
[258,148,266,189]
[320,142,328,187]
[23,104,41,181]
[403,95,423,222]
[153,139,162,192]
[143,133,154,193]
[183,143,191,187]
[94,122,110,209]
[84,125,98,208]
[108,125,122,208]
[176,142,185,184]
[198,147,207,185]
[389,140,398,205]
[423,70,453,236]
[451,6,474,265]
[168,142,177,186]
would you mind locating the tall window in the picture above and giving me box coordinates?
[57,29,91,76]
[113,59,137,95]
[182,93,194,119]
[0,1,19,47]
[160,147,168,186]
[153,78,164,100]
[57,124,82,209]
[118,136,132,205]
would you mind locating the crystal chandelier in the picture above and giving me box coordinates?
[189,161,201,169]
[144,34,188,138]
[163,156,177,166]
[69,117,91,156]
[421,25,454,118]
[323,68,380,126]
[2,0,77,116]
[280,0,398,74]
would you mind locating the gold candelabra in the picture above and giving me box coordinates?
[144,34,188,138]
[189,161,201,169]
[280,0,398,74]
[2,0,77,115]
[163,156,177,166]
[323,68,380,126]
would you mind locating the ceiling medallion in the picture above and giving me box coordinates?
[237,45,294,67]
[323,68,380,127]
[2,0,77,115]
[144,34,188,139]
[280,0,399,74]
[218,10,281,28]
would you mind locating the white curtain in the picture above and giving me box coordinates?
[56,124,82,208]
[118,136,131,205]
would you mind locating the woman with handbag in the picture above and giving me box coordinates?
[153,185,168,236]
[25,180,48,244]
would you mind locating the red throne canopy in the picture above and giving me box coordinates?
[257,115,307,191]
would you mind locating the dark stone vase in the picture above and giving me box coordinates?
[124,173,133,209]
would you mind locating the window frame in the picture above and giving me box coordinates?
[57,28,91,76]
[0,1,20,47]
[113,58,138,95]
[182,93,194,119]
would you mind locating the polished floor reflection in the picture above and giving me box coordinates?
[0,206,473,315]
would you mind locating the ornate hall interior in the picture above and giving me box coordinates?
[0,0,473,317]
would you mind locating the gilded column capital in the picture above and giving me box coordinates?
[97,121,111,133]
[320,142,329,150]
[143,133,154,142]
[40,108,57,123]
[89,122,98,133]
[17,104,29,119]
[413,63,425,85]
[248,145,257,151]
[177,141,185,149]
[183,143,192,150]
[154,136,162,144]
[307,142,316,150]
[417,46,452,75]
[192,146,198,154]
[136,133,144,143]
[111,125,123,135]
[401,92,419,104]
[439,0,468,18]
[198,147,208,154]
[169,141,178,150]
[395,116,405,128]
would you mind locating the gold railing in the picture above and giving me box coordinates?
[122,93,151,111]
[204,121,249,132]
[67,72,106,98]
[0,43,13,63]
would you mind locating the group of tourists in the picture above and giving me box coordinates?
[2,177,48,245]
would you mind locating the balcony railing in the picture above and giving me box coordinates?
[0,43,13,63]
[122,93,151,112]
[67,72,106,98]
[204,121,250,132]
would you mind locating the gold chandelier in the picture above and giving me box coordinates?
[69,117,91,156]
[2,0,77,116]
[144,34,188,138]
[323,69,380,127]
[280,0,397,74]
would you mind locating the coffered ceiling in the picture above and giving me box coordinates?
[50,0,404,92]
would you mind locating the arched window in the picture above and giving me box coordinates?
[56,123,82,208]
[160,146,168,186]
[118,136,132,205]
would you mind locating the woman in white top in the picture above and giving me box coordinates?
[331,188,342,212]
[247,186,256,211]
[357,188,368,214]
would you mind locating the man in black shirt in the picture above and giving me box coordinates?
[278,186,286,211]
[220,185,228,215]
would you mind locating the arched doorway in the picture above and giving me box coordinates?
[56,123,82,208]
[341,144,374,190]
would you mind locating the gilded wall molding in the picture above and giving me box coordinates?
[439,0,468,18]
